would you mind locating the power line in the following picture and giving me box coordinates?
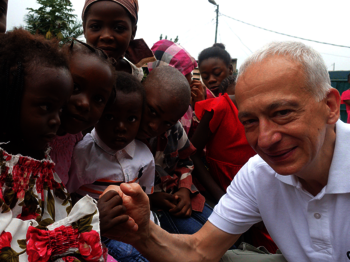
[223,17,252,54]
[220,13,350,49]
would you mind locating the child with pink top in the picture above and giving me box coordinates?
[49,40,117,185]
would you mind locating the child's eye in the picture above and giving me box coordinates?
[104,114,114,121]
[128,116,137,123]
[90,24,101,31]
[165,122,173,128]
[94,95,105,104]
[73,83,80,93]
[148,106,157,116]
[114,24,127,32]
[40,104,51,112]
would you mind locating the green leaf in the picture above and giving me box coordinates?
[17,239,26,250]
[78,210,97,233]
[36,217,54,229]
[47,189,55,221]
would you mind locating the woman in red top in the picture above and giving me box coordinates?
[191,76,278,253]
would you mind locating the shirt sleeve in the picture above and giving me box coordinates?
[138,153,155,195]
[209,160,262,235]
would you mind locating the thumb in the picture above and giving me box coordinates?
[120,183,148,202]
[100,185,123,198]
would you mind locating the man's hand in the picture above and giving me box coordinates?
[101,184,151,245]
[149,192,177,211]
[97,190,136,239]
[169,188,192,217]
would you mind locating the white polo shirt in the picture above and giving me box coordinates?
[209,120,350,262]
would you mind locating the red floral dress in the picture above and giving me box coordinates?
[0,148,105,262]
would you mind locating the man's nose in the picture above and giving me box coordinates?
[257,120,282,150]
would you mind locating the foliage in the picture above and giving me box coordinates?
[159,34,179,43]
[24,0,83,44]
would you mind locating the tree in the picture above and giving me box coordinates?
[24,0,83,44]
[159,34,179,44]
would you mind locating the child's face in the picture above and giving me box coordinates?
[20,67,73,150]
[136,85,184,140]
[84,1,135,61]
[95,90,143,151]
[60,53,114,134]
[199,57,232,96]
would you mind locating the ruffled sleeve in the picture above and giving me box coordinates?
[0,149,104,262]
[195,94,229,134]
[341,90,350,104]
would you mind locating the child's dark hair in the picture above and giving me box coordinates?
[219,75,236,95]
[0,28,69,137]
[63,39,118,101]
[107,71,145,110]
[198,43,231,68]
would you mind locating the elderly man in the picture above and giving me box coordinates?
[103,41,345,262]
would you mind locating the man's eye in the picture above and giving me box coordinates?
[276,110,291,117]
[242,119,256,126]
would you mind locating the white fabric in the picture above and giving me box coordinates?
[209,120,350,262]
[67,129,155,198]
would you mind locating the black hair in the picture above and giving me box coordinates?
[219,75,236,95]
[83,1,136,28]
[107,71,145,110]
[198,43,231,68]
[0,28,69,138]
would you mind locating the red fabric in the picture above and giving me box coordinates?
[195,93,256,190]
[341,89,350,123]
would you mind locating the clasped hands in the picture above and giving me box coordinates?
[97,183,150,244]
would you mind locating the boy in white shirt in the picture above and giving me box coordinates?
[67,72,155,262]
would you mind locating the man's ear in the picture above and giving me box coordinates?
[131,25,137,41]
[325,88,341,124]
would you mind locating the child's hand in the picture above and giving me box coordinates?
[97,189,136,239]
[149,192,177,211]
[169,188,192,218]
[190,80,206,107]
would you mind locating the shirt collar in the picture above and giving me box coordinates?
[91,128,136,158]
[275,120,350,194]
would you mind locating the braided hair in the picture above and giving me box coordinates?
[0,28,69,140]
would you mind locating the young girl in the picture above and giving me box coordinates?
[82,0,155,81]
[67,72,155,262]
[49,40,117,185]
[0,29,105,262]
[198,43,234,98]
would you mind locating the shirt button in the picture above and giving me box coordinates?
[314,213,321,219]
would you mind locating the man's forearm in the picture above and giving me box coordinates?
[134,221,237,262]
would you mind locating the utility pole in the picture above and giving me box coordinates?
[209,0,219,43]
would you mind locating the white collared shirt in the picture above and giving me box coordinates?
[67,129,155,199]
[209,120,350,262]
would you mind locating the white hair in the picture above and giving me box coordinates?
[237,41,331,101]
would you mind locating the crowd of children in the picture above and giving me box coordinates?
[0,0,280,261]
